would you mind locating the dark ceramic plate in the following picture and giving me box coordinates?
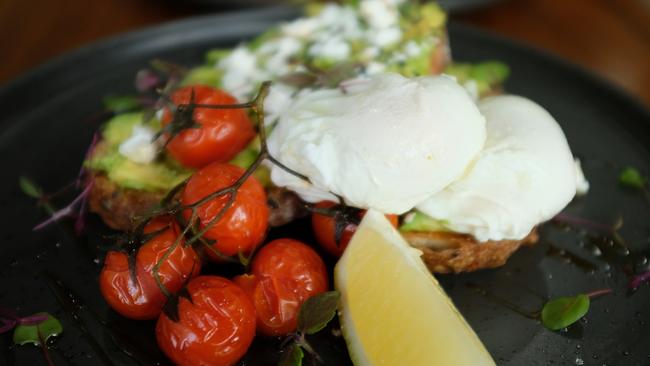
[1,6,650,366]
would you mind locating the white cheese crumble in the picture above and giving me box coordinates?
[218,46,265,100]
[367,26,402,47]
[118,126,160,164]
[360,0,398,29]
[308,36,351,61]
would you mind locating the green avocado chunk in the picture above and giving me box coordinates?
[444,61,510,96]
[87,113,192,192]
[399,211,449,233]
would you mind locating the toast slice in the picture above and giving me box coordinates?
[402,229,539,273]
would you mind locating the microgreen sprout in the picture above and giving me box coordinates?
[279,291,340,366]
[541,289,612,331]
[0,308,62,366]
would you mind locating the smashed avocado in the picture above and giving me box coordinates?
[86,113,192,192]
[445,61,510,96]
[399,211,449,233]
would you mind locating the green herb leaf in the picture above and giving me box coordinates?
[619,167,646,189]
[278,342,304,366]
[12,313,63,346]
[19,176,43,198]
[541,294,590,331]
[297,291,340,335]
[103,95,140,113]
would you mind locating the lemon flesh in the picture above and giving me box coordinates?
[335,210,495,366]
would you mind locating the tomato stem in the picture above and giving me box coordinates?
[146,80,316,307]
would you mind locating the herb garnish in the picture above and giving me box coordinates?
[619,167,646,189]
[0,308,62,366]
[541,289,612,331]
[279,291,340,366]
[628,271,650,291]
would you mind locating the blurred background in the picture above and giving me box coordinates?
[1,0,648,104]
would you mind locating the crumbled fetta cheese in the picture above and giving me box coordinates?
[360,0,399,29]
[575,158,590,196]
[367,26,402,47]
[218,46,266,99]
[259,37,302,75]
[118,126,160,164]
[308,36,351,60]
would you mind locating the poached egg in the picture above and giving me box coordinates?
[266,73,486,214]
[417,95,577,241]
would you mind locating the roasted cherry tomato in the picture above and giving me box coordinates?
[182,162,269,260]
[162,85,255,169]
[311,201,398,257]
[156,276,256,366]
[234,239,328,336]
[99,217,201,320]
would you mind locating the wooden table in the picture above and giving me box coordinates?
[2,0,649,105]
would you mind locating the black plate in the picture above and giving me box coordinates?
[1,6,650,366]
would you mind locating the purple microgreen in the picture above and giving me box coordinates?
[541,289,612,331]
[33,179,93,232]
[135,69,161,92]
[18,314,49,326]
[552,213,621,234]
[628,271,650,290]
[76,132,99,186]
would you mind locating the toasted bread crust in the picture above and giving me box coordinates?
[88,173,164,230]
[88,172,307,231]
[402,229,539,273]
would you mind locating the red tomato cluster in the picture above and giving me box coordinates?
[99,85,395,366]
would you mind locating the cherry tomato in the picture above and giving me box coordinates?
[99,217,201,320]
[156,276,256,366]
[311,201,398,257]
[182,162,269,260]
[162,85,255,168]
[234,239,328,336]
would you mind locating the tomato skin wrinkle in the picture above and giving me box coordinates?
[235,239,329,336]
[162,85,255,169]
[99,217,201,320]
[156,276,256,366]
[182,163,269,260]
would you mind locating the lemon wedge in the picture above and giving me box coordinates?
[335,210,495,366]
